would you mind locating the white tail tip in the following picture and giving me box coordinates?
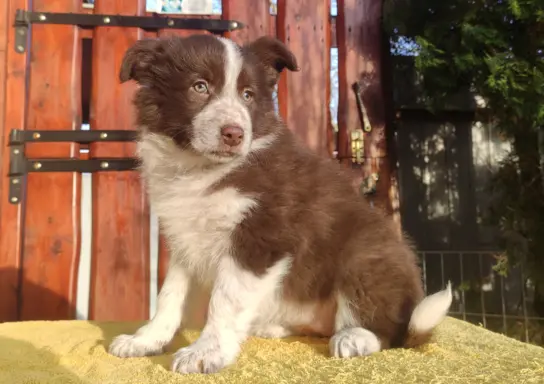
[409,281,453,333]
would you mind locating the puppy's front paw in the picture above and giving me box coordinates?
[171,334,238,374]
[108,334,165,358]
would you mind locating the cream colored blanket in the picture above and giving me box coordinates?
[0,317,542,384]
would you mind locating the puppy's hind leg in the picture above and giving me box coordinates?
[329,294,382,358]
[329,283,453,358]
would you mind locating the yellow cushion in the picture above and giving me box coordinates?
[0,317,542,383]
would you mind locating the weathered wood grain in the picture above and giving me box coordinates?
[88,0,150,321]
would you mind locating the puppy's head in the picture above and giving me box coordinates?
[120,34,298,164]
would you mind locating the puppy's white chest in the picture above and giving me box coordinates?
[138,137,256,284]
[153,178,255,284]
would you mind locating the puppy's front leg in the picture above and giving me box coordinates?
[108,264,190,358]
[171,257,289,374]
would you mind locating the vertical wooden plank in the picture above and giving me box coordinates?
[222,0,270,44]
[20,0,82,320]
[336,2,377,200]
[0,0,27,322]
[337,0,397,214]
[336,0,363,166]
[277,0,331,156]
[325,14,334,158]
[0,0,8,150]
[0,0,9,212]
[89,0,150,321]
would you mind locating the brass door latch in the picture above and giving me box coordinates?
[350,130,364,164]
[350,82,372,165]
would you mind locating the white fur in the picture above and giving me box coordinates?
[251,324,293,339]
[251,294,335,337]
[138,133,257,285]
[191,37,253,160]
[178,279,336,340]
[330,328,381,358]
[409,281,453,333]
[171,256,292,374]
[137,131,277,284]
[334,293,360,332]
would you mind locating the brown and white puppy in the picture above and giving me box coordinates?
[108,34,452,374]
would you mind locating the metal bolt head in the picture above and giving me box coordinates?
[104,17,111,24]
[100,132,108,139]
[33,162,42,170]
[12,178,19,185]
[33,132,41,139]
[39,14,47,21]
[11,197,18,203]
[16,45,24,52]
[167,19,174,26]
[100,161,109,169]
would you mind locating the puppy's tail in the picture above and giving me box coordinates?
[404,282,453,348]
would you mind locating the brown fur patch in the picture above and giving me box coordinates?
[213,128,426,347]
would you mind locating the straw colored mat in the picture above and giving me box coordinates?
[0,317,542,384]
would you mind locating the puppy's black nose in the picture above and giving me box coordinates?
[220,125,244,147]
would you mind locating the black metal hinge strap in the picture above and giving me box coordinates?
[7,129,140,204]
[9,129,139,144]
[14,9,245,53]
[9,158,139,177]
[8,144,24,204]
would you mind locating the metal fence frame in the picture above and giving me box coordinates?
[419,251,544,344]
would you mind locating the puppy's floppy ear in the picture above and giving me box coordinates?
[245,36,299,85]
[119,38,162,84]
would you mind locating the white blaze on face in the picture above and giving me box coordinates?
[190,37,253,161]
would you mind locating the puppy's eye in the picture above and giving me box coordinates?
[192,81,209,94]
[241,89,254,102]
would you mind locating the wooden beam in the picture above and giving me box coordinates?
[277,0,332,156]
[0,0,8,160]
[20,0,82,320]
[0,0,27,322]
[337,0,397,215]
[89,0,150,321]
[336,0,363,165]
